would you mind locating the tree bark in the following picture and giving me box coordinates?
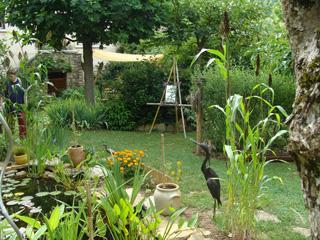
[282,1,320,239]
[83,41,95,104]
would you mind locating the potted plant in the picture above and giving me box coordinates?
[13,145,28,165]
[68,111,85,167]
[153,134,181,216]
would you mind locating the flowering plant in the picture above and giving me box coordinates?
[107,149,145,179]
[168,160,182,184]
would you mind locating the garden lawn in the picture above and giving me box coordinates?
[79,130,309,240]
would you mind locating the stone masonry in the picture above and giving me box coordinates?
[38,50,84,88]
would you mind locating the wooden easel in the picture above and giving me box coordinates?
[147,57,191,138]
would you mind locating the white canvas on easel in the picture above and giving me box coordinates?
[165,85,177,103]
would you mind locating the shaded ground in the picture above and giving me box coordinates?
[184,208,229,240]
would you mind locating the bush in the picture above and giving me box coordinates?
[100,99,135,130]
[98,61,178,126]
[60,87,85,100]
[202,68,295,150]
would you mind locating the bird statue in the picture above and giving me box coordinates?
[102,144,115,155]
[191,139,221,217]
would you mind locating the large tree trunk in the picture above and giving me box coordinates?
[83,41,95,104]
[282,1,320,239]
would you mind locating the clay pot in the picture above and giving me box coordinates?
[154,182,181,216]
[68,145,85,167]
[14,154,28,165]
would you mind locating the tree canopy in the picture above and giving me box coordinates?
[1,0,167,102]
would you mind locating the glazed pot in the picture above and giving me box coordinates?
[14,154,28,165]
[68,145,85,167]
[154,182,181,216]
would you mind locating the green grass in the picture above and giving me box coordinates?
[79,130,309,240]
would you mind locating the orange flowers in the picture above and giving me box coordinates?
[107,149,145,178]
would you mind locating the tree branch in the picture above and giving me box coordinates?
[64,36,77,42]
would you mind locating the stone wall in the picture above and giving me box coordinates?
[38,50,84,88]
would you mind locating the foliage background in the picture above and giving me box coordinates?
[201,68,294,150]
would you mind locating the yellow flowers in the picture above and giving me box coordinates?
[107,149,145,178]
[168,160,183,183]
[107,159,114,166]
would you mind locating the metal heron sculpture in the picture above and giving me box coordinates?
[0,113,24,240]
[192,139,221,216]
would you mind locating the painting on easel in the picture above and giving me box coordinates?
[165,85,177,103]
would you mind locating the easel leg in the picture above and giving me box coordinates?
[149,105,161,134]
[180,106,187,138]
[175,59,187,139]
[175,105,179,133]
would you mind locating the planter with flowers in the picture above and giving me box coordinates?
[68,111,85,167]
[13,145,28,165]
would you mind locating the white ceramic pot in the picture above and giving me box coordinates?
[154,182,181,216]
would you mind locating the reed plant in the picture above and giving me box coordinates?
[213,84,287,239]
[24,113,55,176]
[46,99,106,130]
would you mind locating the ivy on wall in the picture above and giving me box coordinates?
[30,54,72,73]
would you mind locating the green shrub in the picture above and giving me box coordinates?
[100,99,135,130]
[98,62,177,126]
[202,68,294,150]
[60,87,85,100]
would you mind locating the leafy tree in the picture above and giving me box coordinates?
[246,1,293,75]
[282,0,320,239]
[2,0,166,103]
[157,0,271,68]
[160,0,222,51]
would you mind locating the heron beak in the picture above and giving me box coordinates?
[190,138,209,153]
[190,138,200,145]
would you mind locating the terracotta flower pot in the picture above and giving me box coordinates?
[68,145,85,167]
[14,154,28,165]
[154,182,181,216]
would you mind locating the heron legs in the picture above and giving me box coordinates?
[212,199,217,219]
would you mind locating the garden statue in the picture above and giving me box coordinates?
[191,139,221,216]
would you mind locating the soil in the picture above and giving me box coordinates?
[183,207,229,240]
